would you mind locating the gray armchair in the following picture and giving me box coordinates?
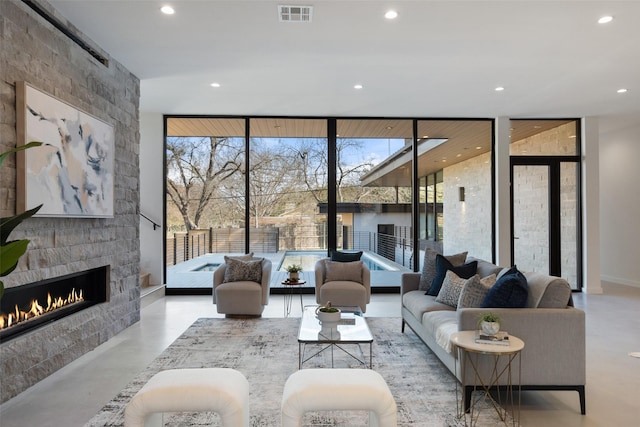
[213,256,272,317]
[315,258,370,313]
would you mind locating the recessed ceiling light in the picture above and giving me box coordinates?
[161,5,175,15]
[598,15,613,24]
[385,10,398,20]
[617,88,628,93]
[354,84,363,89]
[475,146,482,150]
[456,154,462,158]
[210,83,221,88]
[495,86,505,92]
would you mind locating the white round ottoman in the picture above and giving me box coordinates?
[124,368,249,427]
[281,369,397,427]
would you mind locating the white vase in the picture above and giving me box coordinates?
[289,272,299,281]
[481,321,500,336]
[315,307,341,323]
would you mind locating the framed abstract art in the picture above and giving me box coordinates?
[16,81,115,218]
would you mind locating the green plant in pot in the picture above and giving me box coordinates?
[315,301,341,322]
[285,264,303,281]
[0,142,43,299]
[478,311,501,336]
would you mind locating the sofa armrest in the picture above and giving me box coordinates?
[401,272,420,295]
[457,307,586,385]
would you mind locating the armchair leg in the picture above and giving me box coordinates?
[401,319,405,333]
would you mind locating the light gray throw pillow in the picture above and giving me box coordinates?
[457,273,497,308]
[323,260,363,284]
[435,270,470,308]
[418,248,467,291]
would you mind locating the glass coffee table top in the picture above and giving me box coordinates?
[298,306,373,344]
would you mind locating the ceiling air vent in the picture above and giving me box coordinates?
[278,5,313,22]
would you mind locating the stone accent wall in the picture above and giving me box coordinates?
[0,1,140,402]
[443,152,492,261]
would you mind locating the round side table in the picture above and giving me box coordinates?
[451,330,525,426]
[281,280,306,317]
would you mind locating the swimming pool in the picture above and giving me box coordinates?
[277,251,397,272]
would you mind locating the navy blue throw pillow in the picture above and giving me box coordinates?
[427,255,477,296]
[330,250,363,262]
[481,266,528,308]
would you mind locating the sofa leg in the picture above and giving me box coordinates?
[464,386,473,413]
[578,386,586,415]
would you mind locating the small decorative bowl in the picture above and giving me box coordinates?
[315,307,341,323]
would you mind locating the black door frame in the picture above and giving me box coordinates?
[509,155,582,289]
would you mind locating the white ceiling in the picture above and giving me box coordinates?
[48,0,640,119]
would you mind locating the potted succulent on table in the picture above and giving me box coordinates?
[285,264,303,282]
[478,312,501,336]
[315,301,341,323]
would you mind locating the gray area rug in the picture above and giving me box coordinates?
[86,317,504,426]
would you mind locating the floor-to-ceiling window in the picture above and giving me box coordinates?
[337,119,413,266]
[417,119,494,263]
[249,118,328,255]
[163,116,501,291]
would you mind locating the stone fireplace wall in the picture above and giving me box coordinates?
[0,1,140,402]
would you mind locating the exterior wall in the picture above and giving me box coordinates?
[0,0,140,401]
[443,152,492,261]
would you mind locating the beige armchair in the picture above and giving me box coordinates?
[213,256,272,317]
[315,258,371,313]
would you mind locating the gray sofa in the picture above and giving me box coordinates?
[401,257,586,414]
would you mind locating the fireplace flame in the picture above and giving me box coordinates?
[0,288,84,331]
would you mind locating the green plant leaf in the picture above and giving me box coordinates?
[0,239,30,277]
[0,141,43,168]
[0,204,42,245]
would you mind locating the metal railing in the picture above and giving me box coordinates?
[166,225,415,268]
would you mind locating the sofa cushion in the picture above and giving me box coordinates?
[427,255,477,296]
[323,260,363,284]
[457,273,497,308]
[330,250,363,262]
[402,291,454,321]
[435,270,469,308]
[418,248,467,291]
[524,271,572,308]
[223,256,263,283]
[481,266,528,308]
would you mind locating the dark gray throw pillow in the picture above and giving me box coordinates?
[330,250,363,262]
[426,255,477,296]
[418,248,467,291]
[481,265,528,308]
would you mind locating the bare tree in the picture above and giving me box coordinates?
[292,138,374,203]
[166,137,242,230]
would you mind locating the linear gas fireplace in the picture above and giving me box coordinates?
[0,266,109,342]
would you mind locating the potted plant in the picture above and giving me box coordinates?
[478,312,501,336]
[0,142,43,300]
[285,264,303,281]
[315,301,341,323]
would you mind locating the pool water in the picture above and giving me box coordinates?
[192,263,221,272]
[277,251,389,272]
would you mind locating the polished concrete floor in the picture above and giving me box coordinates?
[1,283,639,426]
